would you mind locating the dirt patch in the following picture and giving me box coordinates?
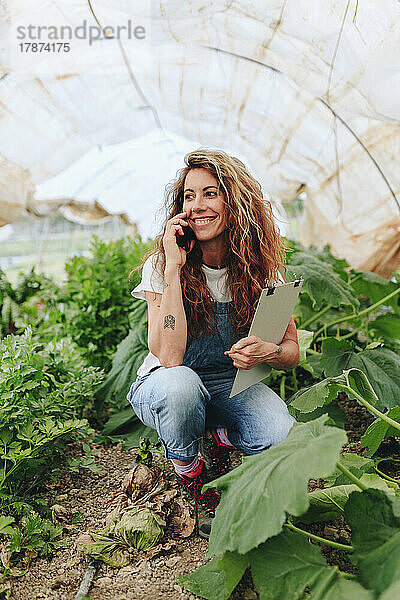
[9,393,400,599]
[9,444,256,600]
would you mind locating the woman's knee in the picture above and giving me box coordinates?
[239,411,295,454]
[150,365,208,416]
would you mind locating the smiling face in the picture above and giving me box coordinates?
[182,168,229,244]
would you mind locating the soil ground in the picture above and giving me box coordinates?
[8,394,400,600]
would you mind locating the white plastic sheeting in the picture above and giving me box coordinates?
[0,0,399,272]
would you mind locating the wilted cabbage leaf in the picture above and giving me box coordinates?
[110,509,165,551]
[83,532,130,568]
[84,507,165,566]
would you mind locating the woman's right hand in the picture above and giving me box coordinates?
[163,211,195,268]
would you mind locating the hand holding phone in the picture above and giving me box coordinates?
[163,212,196,268]
[176,220,196,252]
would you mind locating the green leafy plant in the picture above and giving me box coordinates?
[59,236,153,370]
[96,300,149,410]
[290,368,400,449]
[178,419,400,599]
[0,510,67,570]
[0,268,54,337]
[0,327,104,560]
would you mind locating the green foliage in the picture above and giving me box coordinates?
[361,407,400,456]
[249,531,373,600]
[180,528,374,600]
[299,474,396,524]
[290,367,400,416]
[204,416,346,556]
[2,511,68,560]
[0,328,103,427]
[0,327,105,572]
[133,438,154,467]
[0,268,54,337]
[96,300,149,410]
[345,489,400,594]
[60,236,152,370]
[177,552,248,600]
[286,250,359,311]
[323,453,375,487]
[350,270,400,314]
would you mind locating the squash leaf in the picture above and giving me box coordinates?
[287,253,359,312]
[204,416,346,555]
[177,552,249,600]
[345,489,400,594]
[250,530,374,600]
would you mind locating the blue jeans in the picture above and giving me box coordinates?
[127,301,295,461]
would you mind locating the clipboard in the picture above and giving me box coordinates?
[229,279,303,398]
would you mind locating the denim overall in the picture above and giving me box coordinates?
[127,301,295,461]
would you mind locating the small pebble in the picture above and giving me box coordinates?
[95,575,113,586]
[165,556,180,567]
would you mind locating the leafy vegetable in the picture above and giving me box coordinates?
[177,552,249,600]
[299,474,396,524]
[287,252,359,311]
[204,416,346,555]
[345,489,400,594]
[250,530,373,600]
[361,407,400,456]
[85,508,165,566]
[97,300,149,412]
[60,236,152,370]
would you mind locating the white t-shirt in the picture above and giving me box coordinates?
[130,253,232,376]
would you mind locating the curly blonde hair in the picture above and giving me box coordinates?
[134,149,288,338]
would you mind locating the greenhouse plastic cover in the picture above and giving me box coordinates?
[0,0,399,273]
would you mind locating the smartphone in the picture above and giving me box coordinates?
[176,222,196,252]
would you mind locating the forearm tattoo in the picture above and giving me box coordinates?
[164,314,176,330]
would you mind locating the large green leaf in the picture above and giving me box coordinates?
[300,485,359,523]
[378,580,400,600]
[368,313,400,341]
[103,407,138,435]
[345,489,400,594]
[324,453,375,487]
[290,377,341,413]
[205,416,346,555]
[320,341,400,410]
[320,338,354,376]
[291,362,398,417]
[96,300,149,410]
[296,329,315,375]
[349,349,400,410]
[299,474,396,524]
[177,552,248,600]
[249,530,374,600]
[293,402,347,429]
[361,407,400,456]
[108,423,159,449]
[287,253,359,312]
[351,270,400,314]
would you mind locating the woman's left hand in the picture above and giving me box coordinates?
[224,335,279,370]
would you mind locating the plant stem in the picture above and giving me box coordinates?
[301,305,332,329]
[292,369,298,392]
[336,462,368,490]
[350,273,362,286]
[280,376,286,402]
[337,330,357,341]
[340,385,400,433]
[284,523,354,552]
[374,467,400,486]
[313,287,400,340]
